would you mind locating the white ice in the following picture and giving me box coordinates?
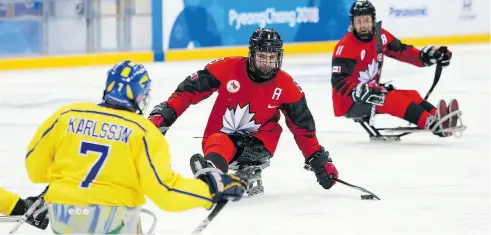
[0,44,489,234]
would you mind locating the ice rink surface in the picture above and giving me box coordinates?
[0,44,489,234]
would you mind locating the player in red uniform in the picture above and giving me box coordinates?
[148,28,338,196]
[332,0,462,137]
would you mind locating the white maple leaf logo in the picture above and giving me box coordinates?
[220,104,261,134]
[358,58,378,83]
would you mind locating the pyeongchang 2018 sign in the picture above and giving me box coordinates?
[162,0,353,50]
[229,7,319,30]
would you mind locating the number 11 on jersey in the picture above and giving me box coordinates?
[78,141,111,188]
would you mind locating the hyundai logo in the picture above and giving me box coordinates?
[462,0,472,12]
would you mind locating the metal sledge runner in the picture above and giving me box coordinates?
[355,109,466,142]
[229,160,270,197]
[0,203,158,235]
[191,152,270,197]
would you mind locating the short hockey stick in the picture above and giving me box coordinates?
[334,178,380,200]
[9,186,48,234]
[368,20,383,126]
[191,200,228,234]
[424,62,443,100]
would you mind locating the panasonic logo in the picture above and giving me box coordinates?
[389,7,428,17]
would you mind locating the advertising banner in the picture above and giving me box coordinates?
[162,0,356,50]
[370,0,489,37]
[0,1,42,55]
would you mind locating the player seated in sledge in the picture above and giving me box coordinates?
[148,28,339,196]
[331,0,463,137]
[24,61,248,234]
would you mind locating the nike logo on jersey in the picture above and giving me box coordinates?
[268,104,280,108]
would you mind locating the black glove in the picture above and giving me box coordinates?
[11,197,49,230]
[195,168,249,205]
[351,83,385,106]
[305,147,338,189]
[148,102,177,135]
[420,46,452,67]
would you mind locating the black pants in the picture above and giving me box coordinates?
[228,133,271,167]
[205,133,271,173]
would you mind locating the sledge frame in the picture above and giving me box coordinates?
[353,110,467,141]
[0,205,158,235]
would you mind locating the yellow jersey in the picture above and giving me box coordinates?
[0,187,20,215]
[25,102,213,211]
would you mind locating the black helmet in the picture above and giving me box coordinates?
[350,0,376,41]
[247,28,284,82]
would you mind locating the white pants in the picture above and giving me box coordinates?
[48,204,141,234]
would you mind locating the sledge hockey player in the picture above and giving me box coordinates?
[25,61,248,234]
[331,0,463,139]
[0,187,48,230]
[148,28,339,196]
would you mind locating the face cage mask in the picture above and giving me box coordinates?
[249,48,284,81]
[132,90,151,115]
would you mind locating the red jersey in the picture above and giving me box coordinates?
[166,57,321,159]
[331,28,425,116]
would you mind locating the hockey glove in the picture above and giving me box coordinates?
[11,196,49,230]
[351,83,385,106]
[196,168,248,204]
[148,102,177,135]
[420,46,452,67]
[305,147,338,189]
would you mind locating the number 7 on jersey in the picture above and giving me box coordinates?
[78,141,111,188]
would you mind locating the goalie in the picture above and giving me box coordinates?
[332,0,462,138]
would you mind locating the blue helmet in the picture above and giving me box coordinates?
[103,60,152,114]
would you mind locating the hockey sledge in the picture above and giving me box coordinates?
[347,22,467,141]
[354,109,466,142]
[230,160,270,197]
[191,153,271,197]
[352,68,468,141]
[0,203,158,235]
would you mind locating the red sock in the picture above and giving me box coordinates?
[417,112,431,129]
